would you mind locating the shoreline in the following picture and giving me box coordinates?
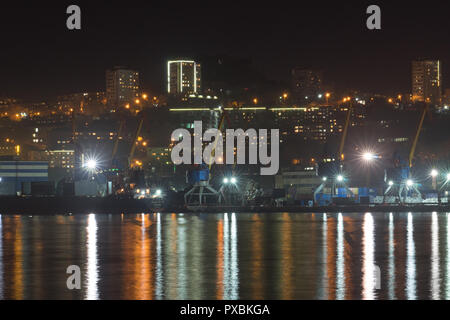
[0,196,449,214]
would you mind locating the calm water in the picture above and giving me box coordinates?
[0,211,449,300]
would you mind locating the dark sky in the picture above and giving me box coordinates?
[1,1,450,100]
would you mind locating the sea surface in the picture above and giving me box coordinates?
[0,211,449,300]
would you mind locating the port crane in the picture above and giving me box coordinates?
[184,108,226,209]
[315,97,354,205]
[384,103,430,203]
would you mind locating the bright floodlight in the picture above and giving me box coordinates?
[388,180,394,186]
[223,178,229,184]
[406,179,413,187]
[156,189,162,196]
[447,173,450,181]
[430,169,438,177]
[336,175,344,182]
[363,152,375,161]
[85,159,97,170]
[322,177,327,182]
[230,177,237,184]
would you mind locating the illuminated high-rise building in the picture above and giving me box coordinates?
[411,60,442,107]
[167,60,201,95]
[106,67,140,107]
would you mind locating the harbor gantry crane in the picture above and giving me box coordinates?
[184,107,225,210]
[315,97,354,205]
[384,103,430,203]
[128,117,144,168]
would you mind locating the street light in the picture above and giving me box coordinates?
[430,169,438,177]
[336,175,344,182]
[85,159,97,171]
[406,179,414,187]
[322,177,327,182]
[388,180,394,186]
[223,178,229,184]
[363,152,375,161]
[447,173,450,181]
[230,177,237,184]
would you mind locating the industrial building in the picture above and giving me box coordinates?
[0,161,49,195]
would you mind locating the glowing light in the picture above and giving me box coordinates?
[322,177,327,182]
[447,173,450,181]
[230,177,237,184]
[406,179,414,187]
[336,175,344,182]
[223,178,229,184]
[363,152,375,161]
[388,180,394,186]
[86,214,99,300]
[430,169,438,177]
[156,189,162,196]
[85,159,97,171]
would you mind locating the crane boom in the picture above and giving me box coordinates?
[111,118,125,164]
[338,99,352,161]
[128,118,144,167]
[409,103,429,168]
[208,111,228,170]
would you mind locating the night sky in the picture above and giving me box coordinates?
[1,1,450,100]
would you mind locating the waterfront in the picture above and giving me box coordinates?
[0,211,449,300]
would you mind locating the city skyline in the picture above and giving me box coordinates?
[1,2,450,100]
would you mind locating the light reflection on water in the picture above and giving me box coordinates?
[0,212,450,300]
[406,212,416,300]
[431,212,440,300]
[336,213,345,299]
[0,215,3,300]
[362,212,375,300]
[388,212,396,299]
[86,214,98,300]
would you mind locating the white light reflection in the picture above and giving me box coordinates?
[362,212,376,300]
[336,213,345,299]
[318,213,328,299]
[223,213,230,298]
[446,213,450,299]
[388,212,396,299]
[177,215,187,299]
[86,214,99,300]
[155,213,163,299]
[431,212,440,299]
[0,214,3,300]
[406,212,416,300]
[229,213,239,299]
[222,212,239,299]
